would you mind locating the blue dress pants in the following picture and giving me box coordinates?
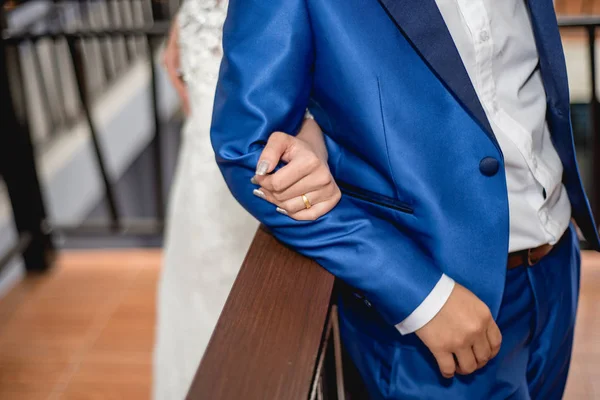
[339,224,581,399]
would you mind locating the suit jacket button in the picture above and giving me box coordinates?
[479,157,499,176]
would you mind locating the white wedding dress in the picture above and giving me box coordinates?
[152,1,258,398]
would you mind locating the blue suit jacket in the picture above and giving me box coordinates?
[210,0,600,325]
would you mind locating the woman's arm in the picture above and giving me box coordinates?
[296,116,328,163]
[163,20,190,115]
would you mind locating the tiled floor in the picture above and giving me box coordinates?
[0,250,598,399]
[566,251,600,399]
[0,250,161,400]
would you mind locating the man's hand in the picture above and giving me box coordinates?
[415,283,502,378]
[162,21,190,115]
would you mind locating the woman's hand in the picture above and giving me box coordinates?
[162,20,190,115]
[252,119,341,220]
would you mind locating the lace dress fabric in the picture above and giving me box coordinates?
[153,1,258,399]
[177,0,227,91]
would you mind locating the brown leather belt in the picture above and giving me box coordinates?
[507,243,554,270]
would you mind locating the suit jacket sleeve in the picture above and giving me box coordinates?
[211,0,444,325]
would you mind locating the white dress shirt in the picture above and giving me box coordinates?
[396,0,572,335]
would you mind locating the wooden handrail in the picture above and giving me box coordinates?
[187,226,335,399]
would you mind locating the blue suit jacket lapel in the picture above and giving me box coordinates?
[377,0,495,142]
[526,0,569,115]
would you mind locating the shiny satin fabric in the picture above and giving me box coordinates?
[338,224,581,399]
[210,0,598,360]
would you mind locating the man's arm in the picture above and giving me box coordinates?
[212,0,441,327]
[211,0,501,377]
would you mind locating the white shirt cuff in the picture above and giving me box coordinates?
[395,274,455,335]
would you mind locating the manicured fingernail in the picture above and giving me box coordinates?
[250,176,258,185]
[256,160,269,176]
[276,207,288,215]
[253,189,266,199]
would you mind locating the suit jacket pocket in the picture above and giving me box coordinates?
[336,180,413,214]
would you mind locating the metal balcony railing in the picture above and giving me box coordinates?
[0,1,177,273]
[3,0,179,148]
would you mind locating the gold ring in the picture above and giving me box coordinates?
[301,194,312,209]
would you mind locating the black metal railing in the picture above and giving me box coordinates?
[2,0,178,148]
[0,0,176,273]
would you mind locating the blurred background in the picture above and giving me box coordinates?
[0,0,598,399]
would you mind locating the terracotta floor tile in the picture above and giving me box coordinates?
[0,360,70,394]
[89,318,155,354]
[109,290,156,325]
[0,387,52,400]
[60,382,150,400]
[29,250,161,303]
[54,250,160,270]
[29,269,136,301]
[79,349,152,365]
[0,322,90,353]
[11,295,107,324]
[68,351,151,386]
[131,269,160,292]
[0,280,45,325]
[0,298,106,351]
[0,339,80,366]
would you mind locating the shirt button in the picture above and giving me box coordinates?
[479,30,490,42]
